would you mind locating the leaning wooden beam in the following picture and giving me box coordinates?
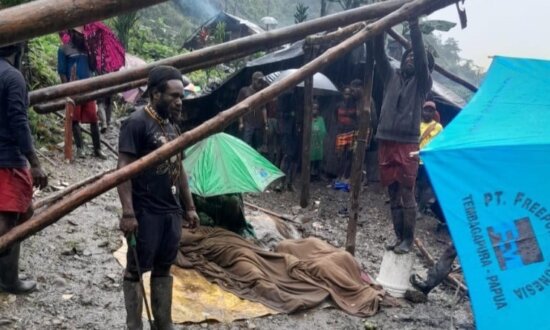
[0,0,168,47]
[305,22,367,45]
[33,80,147,114]
[345,41,375,256]
[29,0,411,105]
[387,28,478,92]
[0,0,459,252]
[33,169,115,210]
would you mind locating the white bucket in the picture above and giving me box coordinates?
[376,250,415,297]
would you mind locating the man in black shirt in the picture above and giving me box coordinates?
[0,43,48,294]
[117,66,199,330]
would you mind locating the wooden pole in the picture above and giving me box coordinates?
[0,0,459,252]
[0,0,168,47]
[63,100,74,162]
[387,28,478,92]
[345,41,375,255]
[28,0,411,106]
[299,46,316,208]
[33,79,147,114]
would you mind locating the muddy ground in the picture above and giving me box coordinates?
[0,125,473,330]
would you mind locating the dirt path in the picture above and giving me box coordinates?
[0,128,473,329]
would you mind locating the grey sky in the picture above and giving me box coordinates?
[427,0,550,69]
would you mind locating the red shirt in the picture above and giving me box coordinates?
[337,106,356,126]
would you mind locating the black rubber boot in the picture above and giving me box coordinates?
[90,123,107,160]
[72,122,85,158]
[394,207,416,254]
[123,280,144,330]
[0,243,36,294]
[151,276,175,330]
[385,207,403,250]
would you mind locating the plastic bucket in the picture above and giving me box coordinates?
[376,250,415,297]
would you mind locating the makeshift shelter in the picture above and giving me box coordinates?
[422,56,550,330]
[183,12,264,51]
[181,39,470,176]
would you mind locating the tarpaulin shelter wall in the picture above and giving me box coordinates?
[181,38,468,175]
[421,56,550,330]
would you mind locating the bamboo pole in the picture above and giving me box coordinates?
[28,0,411,106]
[0,0,168,47]
[299,46,317,208]
[387,28,478,92]
[0,0,459,252]
[345,41,375,255]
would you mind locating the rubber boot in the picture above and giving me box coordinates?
[385,207,403,250]
[123,280,144,330]
[72,122,85,158]
[151,276,175,330]
[90,123,107,160]
[0,243,36,294]
[394,207,416,254]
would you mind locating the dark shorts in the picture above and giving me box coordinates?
[0,168,33,213]
[126,209,183,273]
[378,140,419,188]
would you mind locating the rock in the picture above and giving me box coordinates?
[97,241,109,248]
[82,249,92,257]
[105,274,117,282]
[291,206,302,215]
[67,219,78,226]
[200,323,208,328]
[80,296,94,306]
[62,294,73,301]
[247,322,256,329]
[52,276,67,287]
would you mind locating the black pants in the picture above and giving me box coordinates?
[126,210,182,274]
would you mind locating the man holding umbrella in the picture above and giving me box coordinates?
[117,65,199,329]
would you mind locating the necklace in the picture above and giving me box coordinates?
[145,104,182,196]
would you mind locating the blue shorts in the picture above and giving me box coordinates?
[126,209,183,273]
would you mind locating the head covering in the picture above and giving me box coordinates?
[252,71,264,81]
[423,100,437,110]
[145,65,184,96]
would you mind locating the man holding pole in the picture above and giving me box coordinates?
[117,65,199,329]
[374,18,434,254]
[0,43,48,294]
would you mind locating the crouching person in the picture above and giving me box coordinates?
[117,66,199,329]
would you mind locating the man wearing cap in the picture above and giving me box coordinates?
[57,27,106,159]
[374,18,434,254]
[237,71,268,150]
[117,65,199,329]
[0,43,48,294]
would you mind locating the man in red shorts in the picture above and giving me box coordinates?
[58,27,106,159]
[0,43,48,294]
[374,18,434,254]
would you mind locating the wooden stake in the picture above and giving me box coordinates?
[0,0,168,47]
[29,0,411,106]
[299,46,317,208]
[387,28,478,92]
[0,0,459,252]
[63,100,74,162]
[345,41,375,255]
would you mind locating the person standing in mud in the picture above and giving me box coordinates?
[57,27,106,160]
[374,18,434,254]
[117,65,199,330]
[0,43,48,294]
[334,85,358,183]
[237,71,268,151]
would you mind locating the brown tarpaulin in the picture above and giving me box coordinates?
[177,227,384,317]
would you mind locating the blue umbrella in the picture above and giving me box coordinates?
[422,56,550,330]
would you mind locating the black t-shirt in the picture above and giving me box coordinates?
[118,108,182,214]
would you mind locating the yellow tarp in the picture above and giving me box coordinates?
[114,239,277,324]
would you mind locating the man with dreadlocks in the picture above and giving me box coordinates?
[374,18,434,254]
[0,42,48,294]
[117,66,199,329]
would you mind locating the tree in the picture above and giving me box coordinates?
[112,11,140,49]
[294,3,309,24]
